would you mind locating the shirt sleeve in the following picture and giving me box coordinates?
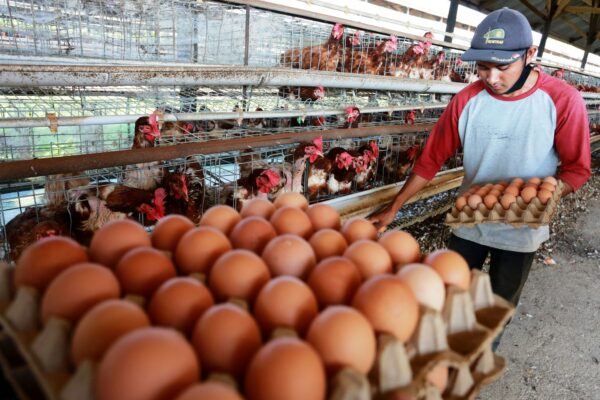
[412,91,469,180]
[552,88,592,191]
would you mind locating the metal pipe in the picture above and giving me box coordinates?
[0,123,435,180]
[324,168,464,220]
[444,0,459,44]
[0,103,448,129]
[0,64,466,92]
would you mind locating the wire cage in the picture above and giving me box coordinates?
[0,128,465,262]
[0,84,447,160]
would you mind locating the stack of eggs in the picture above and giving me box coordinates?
[455,176,559,211]
[9,192,476,400]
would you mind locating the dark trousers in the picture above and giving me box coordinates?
[448,234,536,306]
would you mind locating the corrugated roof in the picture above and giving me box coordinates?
[459,0,600,56]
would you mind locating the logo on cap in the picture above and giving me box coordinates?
[483,28,505,44]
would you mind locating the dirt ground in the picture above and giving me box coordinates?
[479,162,600,399]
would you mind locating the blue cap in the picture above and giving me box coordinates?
[462,8,533,64]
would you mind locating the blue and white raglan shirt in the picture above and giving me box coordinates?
[412,70,592,252]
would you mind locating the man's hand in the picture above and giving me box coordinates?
[368,206,397,232]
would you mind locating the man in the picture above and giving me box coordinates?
[370,7,591,306]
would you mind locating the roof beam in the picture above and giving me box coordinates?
[539,0,558,57]
[560,13,588,38]
[518,0,548,20]
[564,6,600,14]
[554,0,572,18]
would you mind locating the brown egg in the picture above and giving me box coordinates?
[466,194,482,209]
[537,189,553,205]
[273,192,309,210]
[309,229,348,261]
[254,276,319,336]
[510,178,524,188]
[455,196,467,211]
[344,240,392,279]
[503,185,520,196]
[523,182,539,190]
[352,275,418,342]
[520,186,537,203]
[423,249,470,290]
[500,193,516,210]
[151,215,194,253]
[467,184,480,194]
[527,177,541,186]
[489,189,502,197]
[200,205,241,235]
[229,216,277,254]
[378,230,421,267]
[15,236,88,290]
[475,188,489,197]
[174,227,232,275]
[71,299,150,366]
[97,327,199,400]
[307,305,376,374]
[192,303,261,377]
[208,249,271,303]
[89,220,151,268]
[492,184,505,192]
[41,262,120,324]
[262,234,316,279]
[148,277,214,336]
[306,203,341,231]
[115,247,176,298]
[427,366,449,393]
[270,206,314,238]
[340,217,377,244]
[175,382,243,400]
[539,182,556,193]
[542,176,558,186]
[245,337,326,400]
[396,263,445,311]
[307,257,361,307]
[483,194,498,209]
[240,198,276,219]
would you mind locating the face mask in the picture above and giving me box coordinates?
[504,50,532,94]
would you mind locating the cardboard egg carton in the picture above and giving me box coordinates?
[445,181,563,228]
[0,261,513,400]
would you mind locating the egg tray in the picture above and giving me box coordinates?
[445,181,563,229]
[0,262,513,400]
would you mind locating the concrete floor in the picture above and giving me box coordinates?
[480,196,600,399]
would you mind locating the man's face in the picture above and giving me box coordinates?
[476,59,524,95]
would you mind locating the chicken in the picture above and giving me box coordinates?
[4,206,73,261]
[161,120,194,139]
[278,86,325,102]
[246,107,267,131]
[339,30,363,73]
[326,147,357,195]
[132,115,160,148]
[344,106,361,129]
[421,51,446,80]
[163,159,206,223]
[405,110,416,125]
[449,57,479,83]
[345,35,397,75]
[281,23,344,71]
[225,167,283,211]
[288,136,326,198]
[43,172,90,208]
[125,115,164,190]
[379,144,421,184]
[354,140,379,190]
[390,32,433,78]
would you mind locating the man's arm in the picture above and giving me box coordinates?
[369,174,430,230]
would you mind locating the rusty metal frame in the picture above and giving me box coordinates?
[0,123,435,181]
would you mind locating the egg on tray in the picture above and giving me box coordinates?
[200,205,241,235]
[253,276,318,337]
[192,303,262,378]
[308,229,348,261]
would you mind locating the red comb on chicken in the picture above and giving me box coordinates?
[335,152,354,170]
[138,188,167,222]
[384,35,398,53]
[405,110,416,125]
[255,169,281,193]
